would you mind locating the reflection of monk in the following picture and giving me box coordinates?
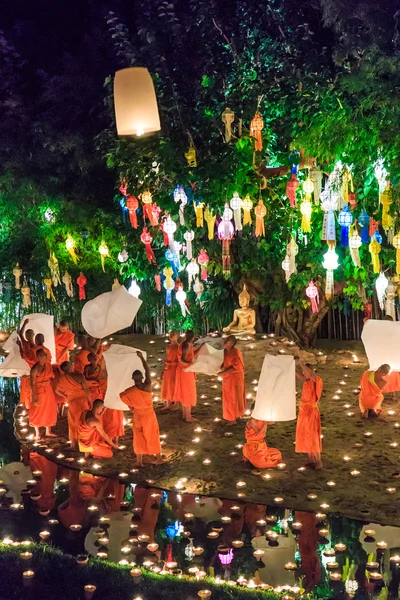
[243,418,282,468]
[223,284,256,335]
[29,452,58,510]
[134,486,160,541]
[54,321,75,365]
[219,335,246,425]
[295,511,321,592]
[359,364,390,417]
[295,360,323,469]
[56,362,91,449]
[57,470,105,529]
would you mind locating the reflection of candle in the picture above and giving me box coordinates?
[130,568,142,583]
[70,524,82,532]
[84,584,97,600]
[232,540,244,548]
[253,549,265,560]
[329,573,342,581]
[197,590,212,599]
[334,543,346,552]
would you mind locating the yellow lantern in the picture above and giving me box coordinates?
[99,240,110,272]
[242,195,253,225]
[303,178,314,201]
[380,186,394,232]
[300,200,312,233]
[204,206,216,239]
[43,278,56,302]
[66,235,79,264]
[13,263,22,289]
[369,238,381,274]
[194,202,205,228]
[393,233,400,275]
[113,68,160,136]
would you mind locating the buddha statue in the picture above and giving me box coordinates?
[223,284,256,335]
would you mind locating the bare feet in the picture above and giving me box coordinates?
[45,432,57,437]
[133,462,144,468]
[314,461,323,470]
[185,416,198,422]
[34,435,42,441]
[226,420,237,427]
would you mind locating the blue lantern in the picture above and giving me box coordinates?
[338,206,352,246]
[358,209,370,244]
[372,230,382,244]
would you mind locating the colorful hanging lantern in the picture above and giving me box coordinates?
[128,279,141,298]
[183,230,194,260]
[113,67,160,136]
[204,206,216,239]
[222,108,235,143]
[242,195,253,225]
[376,272,388,310]
[358,210,370,243]
[288,236,298,277]
[141,190,154,225]
[13,263,22,289]
[99,240,110,272]
[369,218,380,240]
[322,242,339,300]
[348,193,358,210]
[386,278,397,319]
[165,248,180,277]
[349,227,362,267]
[184,143,197,167]
[118,248,129,263]
[112,279,121,291]
[62,272,73,297]
[230,192,243,231]
[119,179,128,196]
[217,206,234,275]
[193,277,204,305]
[48,252,61,287]
[310,167,323,204]
[250,112,264,151]
[198,249,209,280]
[43,278,56,302]
[126,195,139,229]
[163,266,173,289]
[392,233,400,275]
[282,253,291,283]
[76,273,87,300]
[140,227,156,264]
[303,177,314,201]
[342,166,353,205]
[186,259,199,289]
[374,158,388,196]
[286,173,300,208]
[164,216,177,251]
[173,186,188,226]
[173,240,182,268]
[194,201,205,228]
[176,285,190,317]
[338,206,353,246]
[154,273,161,292]
[300,200,312,234]
[306,281,319,313]
[369,237,381,274]
[21,280,31,309]
[151,203,162,225]
[163,269,174,306]
[254,199,267,237]
[66,235,79,264]
[320,189,338,241]
[380,186,394,233]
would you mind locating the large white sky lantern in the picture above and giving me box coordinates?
[114,67,161,136]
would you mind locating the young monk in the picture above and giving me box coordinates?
[174,331,202,422]
[33,333,52,363]
[84,353,104,400]
[218,335,246,426]
[359,364,390,418]
[54,320,75,365]
[74,336,91,374]
[102,407,124,446]
[56,361,92,449]
[295,360,323,469]
[120,351,162,467]
[78,399,118,458]
[17,320,37,408]
[243,418,282,468]
[161,330,180,410]
[29,349,58,440]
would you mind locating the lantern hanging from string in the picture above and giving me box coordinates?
[250,112,264,151]
[141,191,154,225]
[112,279,121,291]
[374,158,388,196]
[300,199,312,234]
[99,240,110,272]
[151,203,162,226]
[176,285,190,317]
[113,67,160,136]
[164,216,177,251]
[165,248,180,277]
[338,205,353,246]
[286,173,300,208]
[282,253,291,283]
[303,177,314,201]
[48,252,61,287]
[62,272,73,297]
[119,179,128,196]
[358,210,370,243]
[380,186,394,233]
[320,188,338,241]
[230,192,243,231]
[198,249,209,280]
[174,186,188,226]
[154,273,161,292]
[194,201,205,228]
[163,267,174,306]
[217,206,234,275]
[376,271,388,310]
[76,273,87,300]
[348,193,358,210]
[184,230,194,260]
[128,279,141,298]
[322,242,339,300]
[255,199,267,237]
[186,259,199,289]
[193,277,204,305]
[369,236,381,274]
[288,236,298,277]
[310,167,323,204]
[118,248,129,263]
[342,166,353,205]
[119,197,127,223]
[44,278,56,302]
[306,281,319,313]
[21,280,31,309]
[204,206,216,239]
[222,108,235,143]
[348,226,362,267]
[385,278,397,319]
[369,218,380,239]
[126,195,139,229]
[66,235,79,263]
[242,195,253,225]
[174,240,182,267]
[185,141,197,167]
[140,227,156,264]
[392,233,400,275]
[13,263,22,289]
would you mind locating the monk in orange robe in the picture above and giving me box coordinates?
[174,330,202,422]
[29,349,58,440]
[120,351,162,466]
[218,335,246,425]
[295,360,323,469]
[78,399,118,457]
[102,407,124,444]
[33,333,52,363]
[74,335,91,374]
[54,320,75,365]
[56,361,91,449]
[84,352,104,400]
[243,418,282,468]
[359,364,390,417]
[17,321,37,408]
[161,330,180,410]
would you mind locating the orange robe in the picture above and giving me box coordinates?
[382,371,400,393]
[33,345,52,363]
[295,376,323,453]
[243,420,282,468]
[120,386,161,455]
[29,362,57,428]
[57,373,91,441]
[295,511,322,592]
[161,343,179,402]
[55,330,75,365]
[174,344,196,407]
[20,341,37,408]
[78,411,113,457]
[85,365,103,400]
[359,370,385,413]
[74,349,90,374]
[222,347,246,421]
[102,407,124,439]
[29,452,58,510]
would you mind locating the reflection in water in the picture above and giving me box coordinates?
[0,449,400,599]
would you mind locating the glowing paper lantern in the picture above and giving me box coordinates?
[300,200,312,234]
[48,253,61,287]
[186,259,199,289]
[126,195,139,229]
[374,158,388,195]
[380,186,394,233]
[128,279,141,298]
[184,230,194,260]
[194,202,205,228]
[349,227,362,267]
[338,206,352,246]
[254,199,267,237]
[165,248,180,277]
[174,186,188,226]
[392,233,400,275]
[43,278,55,302]
[140,227,156,264]
[193,278,204,304]
[358,210,370,243]
[13,264,22,289]
[204,206,216,239]
[198,249,209,280]
[76,273,87,300]
[185,142,197,167]
[118,249,129,263]
[154,273,161,292]
[230,192,243,231]
[99,240,110,272]
[163,267,174,306]
[66,235,79,263]
[222,108,235,143]
[119,179,128,196]
[376,272,388,310]
[303,177,314,200]
[151,203,162,225]
[369,237,381,274]
[386,278,397,320]
[250,112,264,151]
[218,206,234,275]
[242,195,253,225]
[321,188,338,241]
[62,272,73,297]
[141,191,154,225]
[286,173,299,208]
[369,218,380,239]
[322,242,339,300]
[113,67,160,136]
[21,280,31,309]
[164,216,177,251]
[176,285,189,316]
[282,254,291,283]
[289,236,298,277]
[310,167,323,204]
[306,281,319,313]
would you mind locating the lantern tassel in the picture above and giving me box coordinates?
[222,240,231,275]
[325,270,334,300]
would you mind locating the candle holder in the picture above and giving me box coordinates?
[84,584,97,600]
[130,568,142,584]
[23,570,35,587]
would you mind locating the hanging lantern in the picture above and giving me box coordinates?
[194,201,205,228]
[286,174,300,208]
[349,227,362,267]
[176,285,190,317]
[163,267,174,306]
[322,242,339,300]
[118,248,129,263]
[112,279,121,291]
[338,206,353,246]
[374,158,388,196]
[174,240,182,268]
[230,192,243,231]
[119,179,128,196]
[300,200,312,234]
[193,277,204,305]
[154,273,161,292]
[348,193,358,210]
[282,253,291,283]
[217,207,234,276]
[151,203,162,225]
[66,235,79,263]
[242,195,253,225]
[186,259,199,289]
[128,279,141,298]
[222,108,235,143]
[254,199,267,237]
[183,230,194,260]
[43,278,55,302]
[173,186,188,226]
[164,216,177,251]
[288,236,298,278]
[62,272,73,297]
[342,166,353,205]
[204,206,216,239]
[380,186,394,233]
[198,249,209,281]
[358,210,370,243]
[250,112,264,151]
[141,191,154,225]
[184,142,197,167]
[13,263,22,289]
[140,227,156,264]
[392,233,400,275]
[99,240,110,272]
[126,195,139,229]
[385,278,397,319]
[113,67,160,136]
[320,188,338,241]
[44,207,55,223]
[306,281,319,313]
[376,272,388,310]
[165,249,179,277]
[310,167,323,204]
[48,252,61,287]
[303,177,314,201]
[369,237,381,274]
[21,280,31,309]
[76,273,87,300]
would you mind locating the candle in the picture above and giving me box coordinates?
[291,522,302,531]
[197,591,212,599]
[20,552,32,561]
[318,529,329,537]
[70,524,82,532]
[48,519,59,526]
[138,534,150,543]
[364,529,376,537]
[326,561,339,570]
[236,481,246,488]
[274,497,284,503]
[366,561,379,570]
[315,513,326,520]
[207,531,219,539]
[232,540,244,548]
[364,431,373,437]
[32,470,42,477]
[387,487,396,494]
[221,516,231,523]
[277,462,286,470]
[377,541,388,550]
[390,554,400,562]
[334,543,346,552]
[23,570,35,587]
[147,543,159,552]
[326,481,336,487]
[130,568,142,584]
[165,561,178,569]
[193,547,204,555]
[184,512,194,520]
[284,562,298,570]
[188,567,199,575]
[323,549,336,557]
[307,493,317,500]
[253,549,265,560]
[84,584,97,600]
[350,470,360,476]
[76,555,88,565]
[329,572,342,581]
[39,530,50,540]
[202,459,211,465]
[120,545,132,554]
[369,572,383,581]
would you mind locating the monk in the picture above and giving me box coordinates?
[74,335,91,374]
[174,330,203,422]
[359,364,390,418]
[102,407,124,445]
[161,330,180,410]
[29,349,58,440]
[54,320,75,365]
[84,353,104,400]
[295,360,323,469]
[78,399,118,458]
[218,335,246,425]
[243,418,282,468]
[56,361,92,449]
[17,320,37,408]
[33,333,52,363]
[120,351,162,467]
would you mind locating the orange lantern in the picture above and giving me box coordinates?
[250,112,264,152]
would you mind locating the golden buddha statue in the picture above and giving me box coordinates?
[223,284,256,335]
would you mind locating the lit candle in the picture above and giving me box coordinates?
[207,531,219,539]
[329,572,342,581]
[23,570,35,587]
[188,566,199,575]
[291,522,302,531]
[130,568,142,584]
[334,543,346,552]
[20,552,32,562]
[221,516,231,523]
[277,462,286,470]
[236,481,246,488]
[315,513,326,520]
[165,561,178,570]
[364,529,376,537]
[284,562,298,570]
[318,529,329,537]
[387,487,396,494]
[202,459,211,465]
[350,470,360,477]
[70,524,82,532]
[84,584,97,600]
[197,591,212,599]
[39,530,50,540]
[390,554,400,562]
[232,540,244,548]
[323,549,336,557]
[377,541,388,550]
[147,543,159,552]
[76,555,88,565]
[253,549,265,560]
[369,572,383,581]
[193,546,204,556]
[326,481,336,487]
[274,497,284,504]
[307,493,317,500]
[364,431,373,437]
[366,561,379,570]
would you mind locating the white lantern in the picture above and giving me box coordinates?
[321,188,338,241]
[164,216,177,251]
[223,203,233,222]
[230,192,243,231]
[118,249,129,263]
[174,186,188,226]
[376,272,388,310]
[128,279,141,298]
[282,254,291,282]
[186,259,199,289]
[349,231,362,267]
[176,286,189,317]
[322,244,339,299]
[184,230,195,260]
[113,67,160,136]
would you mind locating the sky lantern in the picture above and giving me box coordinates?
[114,67,160,136]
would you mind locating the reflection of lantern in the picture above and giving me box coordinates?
[174,186,188,226]
[230,192,243,231]
[43,278,55,302]
[126,195,139,229]
[21,280,31,309]
[349,227,362,267]
[198,249,209,281]
[242,195,253,225]
[369,237,381,274]
[204,206,216,239]
[141,191,154,225]
[222,108,235,143]
[66,235,79,264]
[218,208,234,276]
[140,228,156,263]
[164,216,177,251]
[176,286,189,317]
[320,189,338,241]
[186,259,199,289]
[250,112,264,151]
[113,67,160,136]
[99,240,110,272]
[128,279,141,298]
[322,242,339,299]
[286,173,299,208]
[376,272,388,310]
[13,263,22,289]
[183,230,194,260]
[76,273,87,300]
[358,210,370,243]
[338,206,352,246]
[300,200,312,234]
[62,272,73,297]
[306,281,319,313]
[393,233,400,275]
[255,199,267,237]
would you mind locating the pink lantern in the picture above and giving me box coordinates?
[126,195,139,229]
[151,203,162,225]
[219,548,234,566]
[76,273,87,300]
[198,249,209,281]
[286,174,299,208]
[140,227,156,263]
[119,179,128,196]
[306,281,319,313]
[141,190,155,225]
